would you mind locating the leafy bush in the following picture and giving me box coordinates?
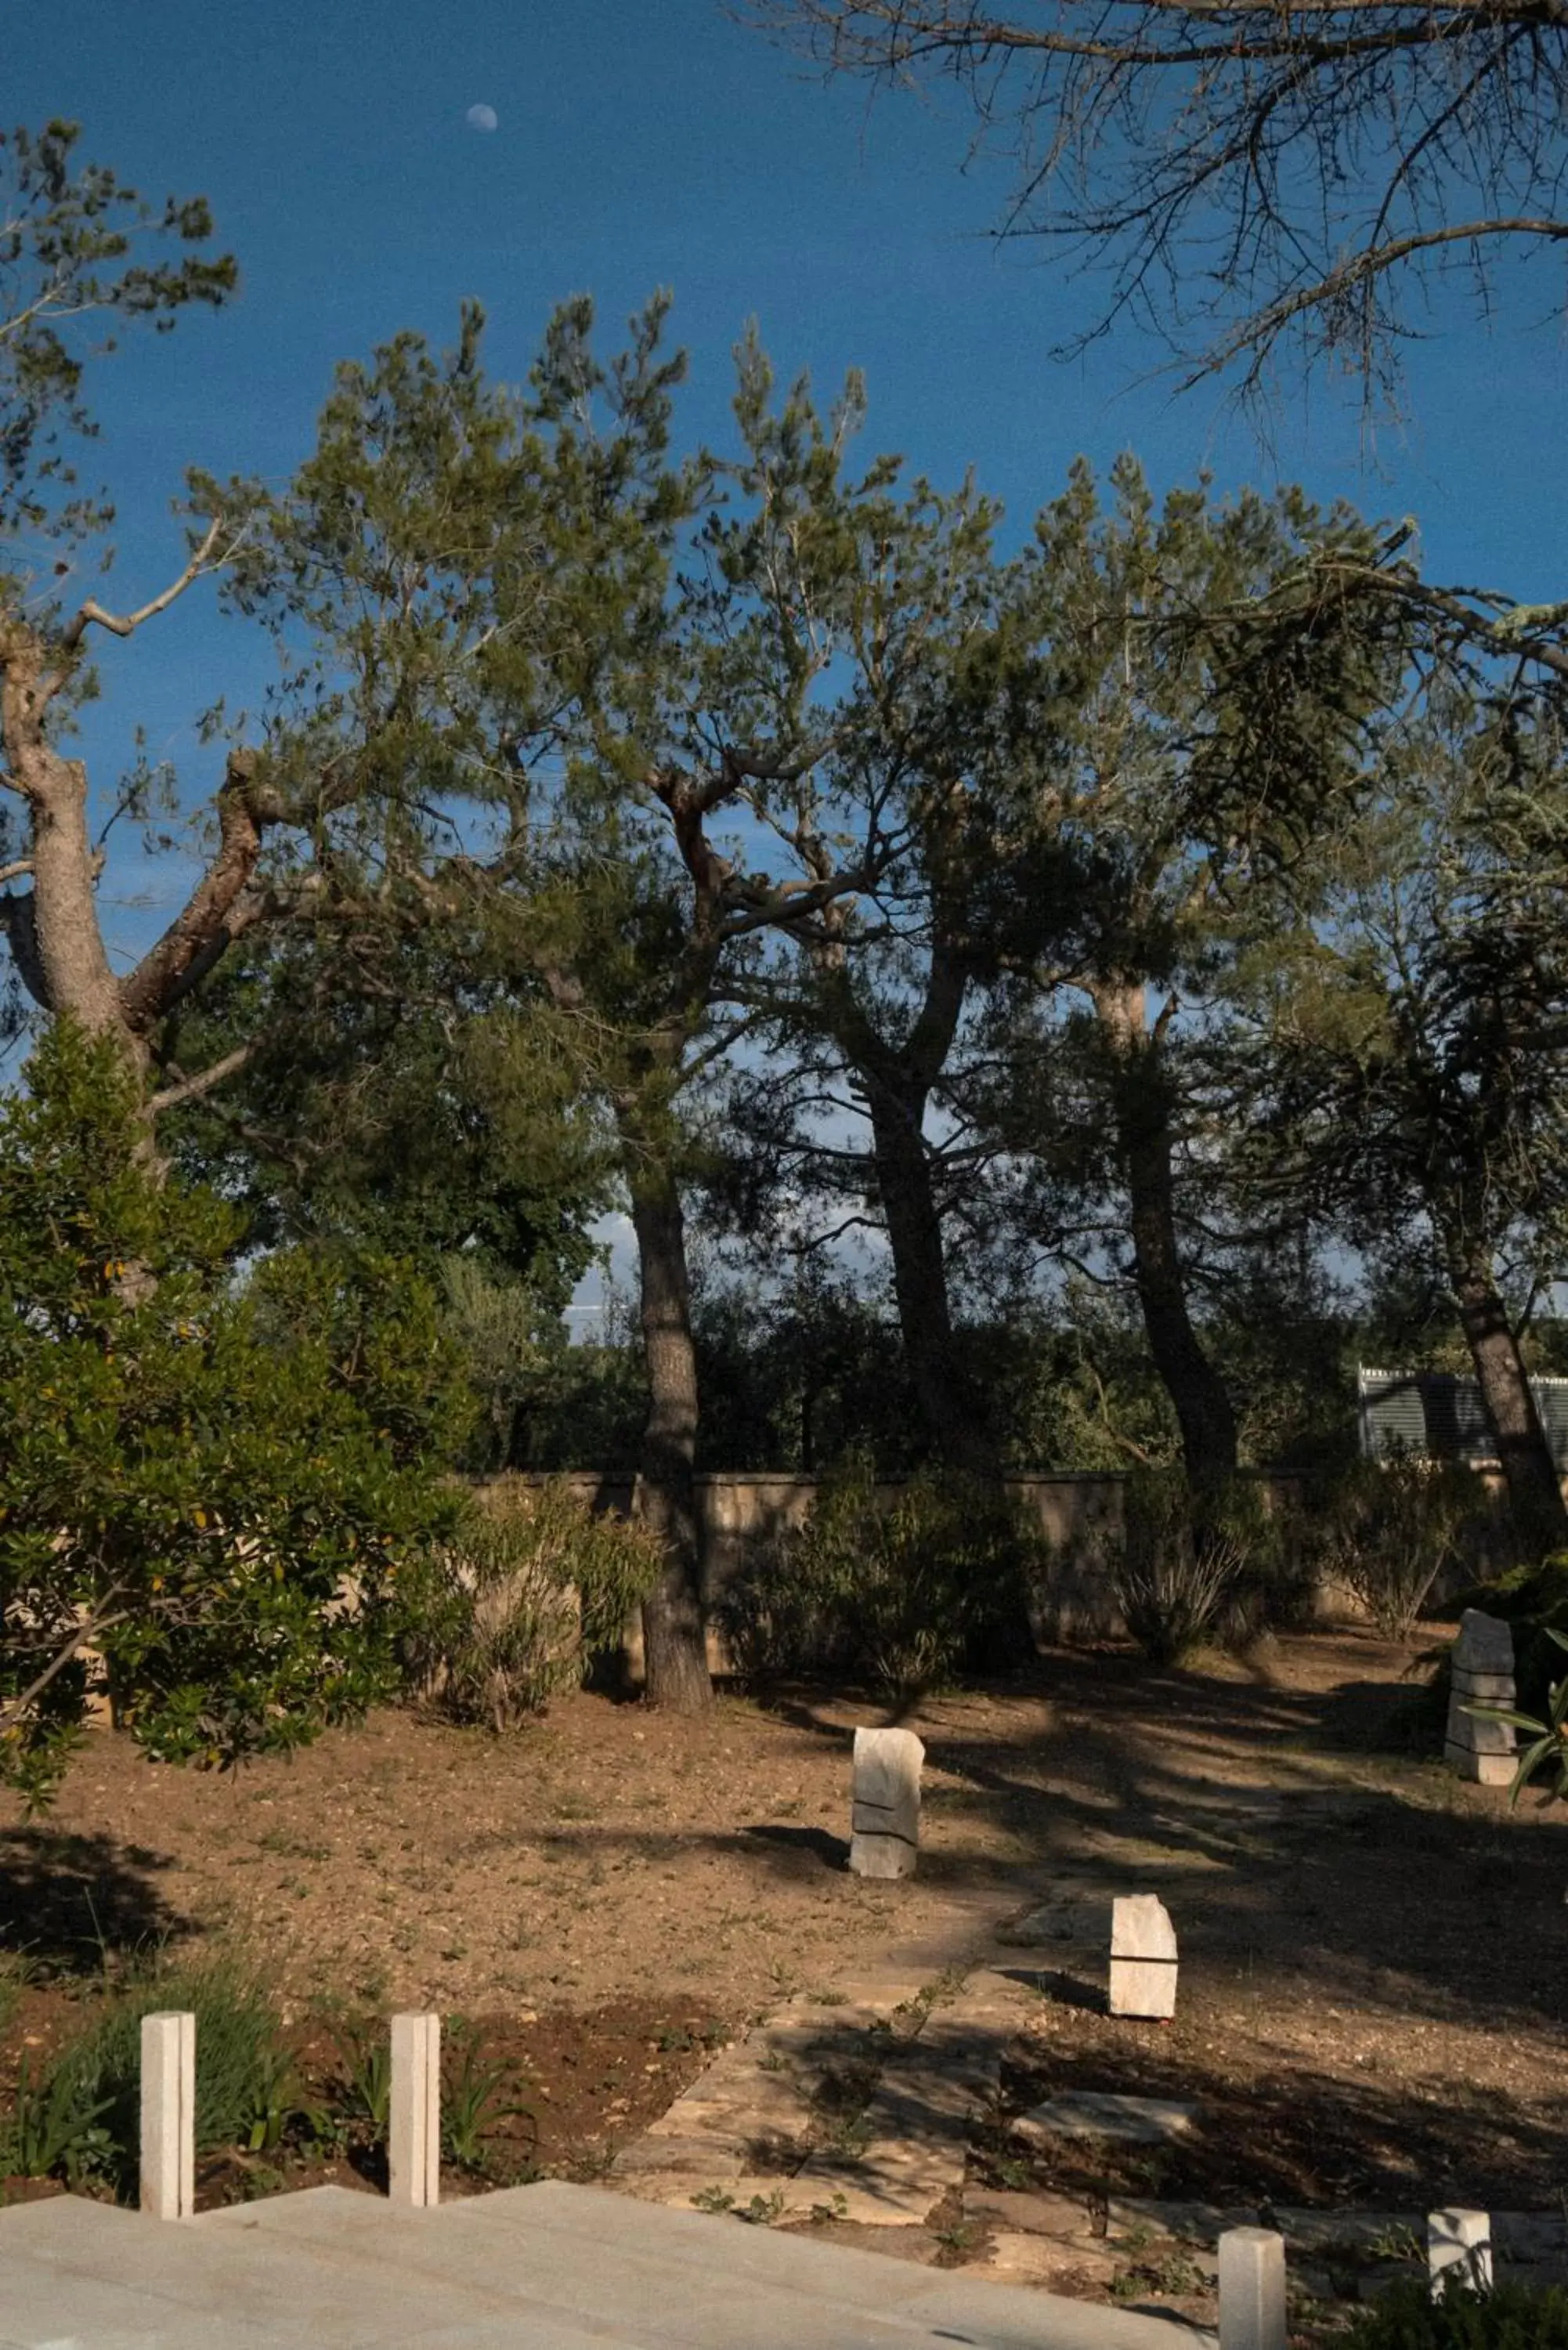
[0,1022,473,1806]
[1342,2278,1568,2347]
[715,1454,1042,1701]
[19,1958,287,2195]
[1109,1470,1274,1666]
[397,1477,663,1727]
[1313,1455,1488,1635]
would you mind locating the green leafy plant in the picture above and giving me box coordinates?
[1110,1470,1252,1666]
[0,1023,475,1807]
[716,1453,1042,1700]
[397,1477,663,1730]
[0,2052,116,2182]
[1468,1625,1568,1802]
[240,2040,313,2155]
[22,1958,287,2194]
[1342,2278,1568,2346]
[1315,1455,1487,1636]
[441,2025,529,2171]
[331,2019,392,2143]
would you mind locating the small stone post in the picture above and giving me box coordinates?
[139,2010,195,2220]
[1429,2209,1492,2298]
[849,1726,923,1879]
[1108,1893,1179,2019]
[388,2012,440,2207]
[1445,1611,1517,1787]
[1218,2225,1287,2350]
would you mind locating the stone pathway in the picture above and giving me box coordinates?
[604,1860,1568,2323]
[612,1960,1031,2229]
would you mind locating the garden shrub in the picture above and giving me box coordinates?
[1110,1470,1277,1665]
[0,1022,473,1806]
[714,1452,1043,1701]
[1342,2278,1568,2348]
[397,1477,663,1727]
[1312,1454,1489,1636]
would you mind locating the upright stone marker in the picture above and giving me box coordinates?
[849,1726,923,1879]
[1218,2227,1287,2350]
[389,2012,440,2207]
[1108,1893,1178,2019]
[1429,2208,1492,2298]
[1445,1611,1517,1787]
[139,2009,194,2220]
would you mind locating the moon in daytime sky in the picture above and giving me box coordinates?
[465,103,499,133]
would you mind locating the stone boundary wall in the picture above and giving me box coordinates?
[498,1468,1314,1671]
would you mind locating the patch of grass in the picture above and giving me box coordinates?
[23,1956,289,2196]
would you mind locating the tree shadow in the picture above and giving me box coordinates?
[740,1822,850,1871]
[0,1828,192,1976]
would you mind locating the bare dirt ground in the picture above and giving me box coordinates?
[4,1627,1566,2218]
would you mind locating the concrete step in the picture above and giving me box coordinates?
[1,2181,1212,2350]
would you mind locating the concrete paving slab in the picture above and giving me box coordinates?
[2,2172,1214,2349]
[0,2261,288,2350]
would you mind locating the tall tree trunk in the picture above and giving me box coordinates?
[625,1147,713,1712]
[1449,1247,1568,1560]
[865,1067,995,1477]
[824,930,995,1475]
[1095,979,1238,1499]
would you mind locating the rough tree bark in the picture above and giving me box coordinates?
[0,544,277,1095]
[823,935,997,1477]
[623,1134,714,1713]
[1093,977,1239,1499]
[1448,1242,1568,1560]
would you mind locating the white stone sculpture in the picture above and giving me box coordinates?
[849,1725,923,1879]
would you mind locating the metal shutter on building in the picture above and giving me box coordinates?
[1357,1368,1568,1468]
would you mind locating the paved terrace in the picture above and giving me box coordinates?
[1,2178,1210,2349]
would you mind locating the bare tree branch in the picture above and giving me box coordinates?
[746,0,1568,401]
[56,516,225,655]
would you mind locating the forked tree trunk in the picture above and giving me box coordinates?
[1451,1249,1568,1560]
[1094,978,1238,1501]
[865,1068,995,1477]
[626,1150,713,1713]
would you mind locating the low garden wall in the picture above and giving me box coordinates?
[509,1468,1313,1673]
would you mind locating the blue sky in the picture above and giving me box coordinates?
[12,0,1567,1311]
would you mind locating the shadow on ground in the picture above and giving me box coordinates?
[0,1828,191,1973]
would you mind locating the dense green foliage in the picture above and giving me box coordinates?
[1343,2280,1568,2348]
[396,1476,664,1726]
[0,1024,470,1805]
[716,1454,1046,1699]
[9,113,1568,1740]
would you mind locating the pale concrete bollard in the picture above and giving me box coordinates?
[1218,2225,1287,2350]
[388,2012,440,2207]
[849,1726,923,1879]
[139,2010,195,2220]
[1429,2208,1492,2298]
[1446,1611,1517,1787]
[1108,1893,1178,2019]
